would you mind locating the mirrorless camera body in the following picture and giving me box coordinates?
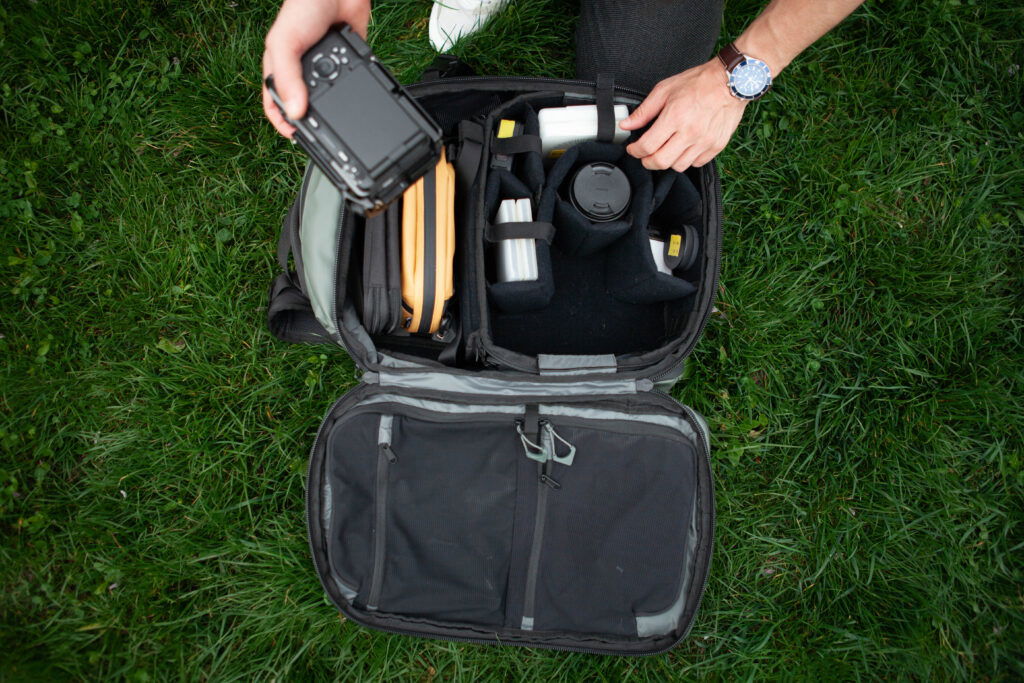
[266,25,443,215]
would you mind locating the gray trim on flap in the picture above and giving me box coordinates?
[537,354,617,376]
[359,394,525,416]
[374,370,640,397]
[320,480,356,602]
[636,496,698,637]
[300,166,345,337]
[331,575,358,602]
[539,404,697,442]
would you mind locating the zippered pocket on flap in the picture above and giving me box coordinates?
[515,413,701,638]
[324,406,520,626]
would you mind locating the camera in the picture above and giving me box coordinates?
[266,26,443,215]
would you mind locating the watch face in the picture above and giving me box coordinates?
[729,58,771,99]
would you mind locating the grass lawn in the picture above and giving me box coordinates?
[2,0,1022,679]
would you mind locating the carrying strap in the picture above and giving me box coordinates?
[484,221,555,244]
[419,54,476,82]
[267,271,334,344]
[276,201,307,294]
[490,134,543,157]
[595,73,616,143]
[268,204,333,344]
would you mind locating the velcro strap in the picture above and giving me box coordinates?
[491,134,542,156]
[595,73,616,143]
[485,221,555,244]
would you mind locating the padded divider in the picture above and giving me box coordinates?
[490,100,545,197]
[484,170,555,314]
[604,169,702,305]
[537,142,650,257]
[605,226,697,305]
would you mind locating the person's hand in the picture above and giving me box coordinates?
[619,59,748,172]
[262,0,371,138]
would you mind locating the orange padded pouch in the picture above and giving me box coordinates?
[401,149,455,334]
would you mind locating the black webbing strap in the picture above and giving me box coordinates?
[437,315,462,366]
[276,201,308,295]
[490,134,542,157]
[595,73,616,143]
[454,120,485,194]
[485,221,555,244]
[266,271,333,344]
[419,54,476,82]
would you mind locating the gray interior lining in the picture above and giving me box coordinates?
[300,166,346,337]
[342,301,378,360]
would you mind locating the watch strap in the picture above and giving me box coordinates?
[717,42,745,72]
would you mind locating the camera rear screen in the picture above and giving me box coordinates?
[311,64,420,172]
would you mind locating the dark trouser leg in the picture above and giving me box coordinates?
[575,0,725,93]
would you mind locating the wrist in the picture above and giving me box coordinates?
[733,26,791,76]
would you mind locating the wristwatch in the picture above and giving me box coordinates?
[718,43,772,100]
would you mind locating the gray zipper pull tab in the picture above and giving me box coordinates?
[516,420,548,463]
[544,422,576,466]
[379,443,397,463]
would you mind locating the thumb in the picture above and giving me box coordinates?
[270,45,308,120]
[619,87,668,131]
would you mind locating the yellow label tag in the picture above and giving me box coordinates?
[498,120,516,138]
[548,149,565,159]
[668,234,682,257]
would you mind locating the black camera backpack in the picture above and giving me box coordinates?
[266,70,721,656]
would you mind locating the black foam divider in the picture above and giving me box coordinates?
[537,142,653,257]
[484,170,555,314]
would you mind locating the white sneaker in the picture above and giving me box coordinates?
[428,0,511,52]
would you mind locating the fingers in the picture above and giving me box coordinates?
[619,83,668,131]
[265,29,308,121]
[626,113,675,160]
[640,132,689,171]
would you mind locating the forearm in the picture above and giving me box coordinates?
[733,0,866,75]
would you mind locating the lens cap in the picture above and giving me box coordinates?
[570,162,631,222]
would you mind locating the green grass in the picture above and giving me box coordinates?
[1,0,1022,679]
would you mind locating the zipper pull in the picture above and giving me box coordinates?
[544,422,576,466]
[379,443,397,463]
[516,419,548,463]
[539,460,561,489]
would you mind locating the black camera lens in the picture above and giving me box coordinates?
[570,162,631,222]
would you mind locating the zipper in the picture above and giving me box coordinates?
[366,414,395,610]
[406,75,648,100]
[516,416,576,630]
[330,201,347,343]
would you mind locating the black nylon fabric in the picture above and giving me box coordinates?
[574,0,725,93]
[321,405,702,639]
[531,424,696,635]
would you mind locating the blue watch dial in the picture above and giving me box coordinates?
[729,57,772,100]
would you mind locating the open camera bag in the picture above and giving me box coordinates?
[266,71,722,656]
